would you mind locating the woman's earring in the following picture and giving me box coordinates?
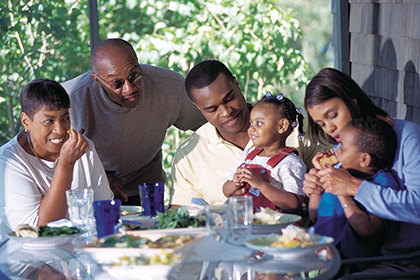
[25,129,28,132]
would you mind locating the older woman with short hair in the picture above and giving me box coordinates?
[0,79,113,238]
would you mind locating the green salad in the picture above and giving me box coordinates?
[120,206,205,230]
[14,224,82,238]
[38,226,81,237]
[155,206,205,229]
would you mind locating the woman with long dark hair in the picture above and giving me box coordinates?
[303,68,420,276]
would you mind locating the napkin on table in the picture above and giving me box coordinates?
[47,219,73,228]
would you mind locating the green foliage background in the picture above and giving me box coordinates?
[1,0,332,191]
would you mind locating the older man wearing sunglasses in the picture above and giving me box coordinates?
[62,39,206,205]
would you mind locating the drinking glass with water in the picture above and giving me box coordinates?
[66,188,95,242]
[228,196,253,245]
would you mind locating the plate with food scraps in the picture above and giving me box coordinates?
[121,206,206,233]
[82,230,204,249]
[120,205,143,216]
[101,263,174,280]
[98,250,181,280]
[245,227,334,257]
[80,231,203,265]
[252,208,302,234]
[7,225,84,248]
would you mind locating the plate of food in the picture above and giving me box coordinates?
[96,250,182,280]
[252,208,302,234]
[245,227,334,257]
[81,233,186,280]
[120,206,206,233]
[7,225,84,248]
[120,205,143,216]
[80,231,202,268]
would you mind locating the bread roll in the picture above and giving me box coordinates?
[319,155,339,165]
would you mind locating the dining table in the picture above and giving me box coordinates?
[0,211,341,280]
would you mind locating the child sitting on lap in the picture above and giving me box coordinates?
[223,93,306,214]
[310,116,399,262]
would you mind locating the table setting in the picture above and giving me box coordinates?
[0,183,341,280]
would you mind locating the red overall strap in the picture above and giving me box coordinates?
[266,147,298,168]
[245,146,263,161]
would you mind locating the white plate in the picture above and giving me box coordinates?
[7,231,84,248]
[252,213,302,234]
[81,230,205,252]
[102,264,171,280]
[245,233,334,257]
[125,227,207,236]
[121,216,157,226]
[81,246,179,280]
[80,246,178,263]
[120,205,143,216]
[80,231,204,278]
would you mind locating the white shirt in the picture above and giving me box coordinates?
[0,131,113,239]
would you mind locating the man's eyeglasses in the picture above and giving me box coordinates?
[97,71,142,91]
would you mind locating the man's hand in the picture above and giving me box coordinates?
[106,172,128,202]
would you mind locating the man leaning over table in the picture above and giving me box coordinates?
[62,39,207,205]
[170,60,330,206]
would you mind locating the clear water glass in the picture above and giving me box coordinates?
[65,188,95,242]
[228,196,253,245]
[205,204,230,242]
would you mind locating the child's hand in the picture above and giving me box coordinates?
[237,167,265,189]
[312,150,337,169]
[233,169,244,188]
[223,170,247,196]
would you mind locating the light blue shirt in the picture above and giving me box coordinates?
[355,119,420,224]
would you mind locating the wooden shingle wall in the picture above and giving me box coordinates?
[348,0,420,124]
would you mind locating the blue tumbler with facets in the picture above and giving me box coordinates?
[138,182,164,216]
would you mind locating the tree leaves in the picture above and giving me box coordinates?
[0,0,312,195]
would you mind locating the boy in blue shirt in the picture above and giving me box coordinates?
[308,117,399,262]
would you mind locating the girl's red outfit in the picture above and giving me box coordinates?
[240,146,298,212]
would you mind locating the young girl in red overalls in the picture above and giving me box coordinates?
[223,93,306,214]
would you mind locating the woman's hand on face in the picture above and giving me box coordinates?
[59,129,90,166]
[303,168,324,197]
[318,166,362,197]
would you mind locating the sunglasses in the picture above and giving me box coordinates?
[97,71,142,91]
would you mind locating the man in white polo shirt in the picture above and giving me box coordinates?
[170,60,328,206]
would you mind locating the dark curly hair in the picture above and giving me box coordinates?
[346,117,396,170]
[255,93,304,138]
[20,79,70,119]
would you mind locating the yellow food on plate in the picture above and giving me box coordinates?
[111,250,182,266]
[120,210,132,215]
[319,155,339,166]
[270,228,315,248]
[253,207,284,225]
